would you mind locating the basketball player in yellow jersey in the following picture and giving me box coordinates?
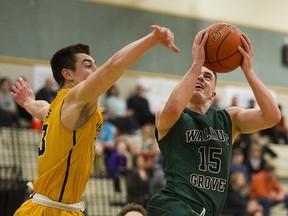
[11,25,180,216]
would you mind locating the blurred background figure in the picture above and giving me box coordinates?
[0,77,19,127]
[250,164,288,216]
[130,124,159,176]
[230,148,250,183]
[149,153,165,197]
[93,107,117,177]
[246,199,264,216]
[230,95,239,107]
[35,77,57,103]
[245,143,267,178]
[272,104,288,144]
[126,84,155,127]
[211,95,221,109]
[106,137,130,193]
[260,104,287,145]
[126,154,150,208]
[105,85,138,134]
[222,171,250,216]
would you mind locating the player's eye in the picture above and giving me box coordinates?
[205,75,212,80]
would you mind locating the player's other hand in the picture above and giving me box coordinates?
[150,25,180,53]
[11,77,35,108]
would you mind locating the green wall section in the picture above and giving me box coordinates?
[0,0,287,87]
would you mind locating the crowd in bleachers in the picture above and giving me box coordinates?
[1,76,288,216]
[215,96,288,216]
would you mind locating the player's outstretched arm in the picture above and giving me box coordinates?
[70,25,180,107]
[11,77,49,121]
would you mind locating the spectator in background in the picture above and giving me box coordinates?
[0,77,19,127]
[238,99,257,146]
[211,95,221,109]
[35,78,57,103]
[149,153,165,196]
[130,124,159,176]
[249,132,277,160]
[247,99,256,109]
[105,85,139,134]
[245,143,267,177]
[106,137,130,193]
[230,95,239,107]
[126,154,150,208]
[98,107,117,162]
[230,148,250,183]
[246,199,264,216]
[127,84,155,127]
[222,171,250,216]
[273,104,288,144]
[250,164,288,216]
[117,203,147,216]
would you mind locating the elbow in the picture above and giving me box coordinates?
[164,100,183,116]
[268,109,282,127]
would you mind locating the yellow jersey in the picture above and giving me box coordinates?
[33,88,103,204]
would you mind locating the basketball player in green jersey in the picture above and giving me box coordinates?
[147,30,281,215]
[11,25,179,216]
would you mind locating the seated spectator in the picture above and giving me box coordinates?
[249,132,277,160]
[117,203,147,216]
[35,78,57,103]
[106,137,130,192]
[149,153,165,196]
[230,148,250,183]
[245,143,267,177]
[246,199,264,216]
[126,154,150,208]
[0,77,19,127]
[105,85,139,134]
[222,171,249,216]
[130,124,159,176]
[273,104,288,144]
[230,95,239,107]
[250,164,288,216]
[126,84,155,127]
[93,107,118,177]
[211,95,221,109]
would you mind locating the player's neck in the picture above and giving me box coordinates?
[186,102,211,115]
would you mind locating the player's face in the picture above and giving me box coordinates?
[73,53,97,85]
[192,67,216,102]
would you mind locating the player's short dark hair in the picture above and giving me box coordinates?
[117,203,147,216]
[50,44,90,87]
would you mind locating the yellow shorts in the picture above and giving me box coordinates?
[14,199,84,216]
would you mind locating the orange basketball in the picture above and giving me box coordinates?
[204,23,244,73]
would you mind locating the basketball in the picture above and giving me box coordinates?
[204,23,244,73]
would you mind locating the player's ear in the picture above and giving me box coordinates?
[209,91,216,101]
[61,68,73,81]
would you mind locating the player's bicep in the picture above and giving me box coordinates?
[229,107,268,134]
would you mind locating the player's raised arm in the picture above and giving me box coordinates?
[68,25,180,107]
[227,33,281,140]
[156,30,207,139]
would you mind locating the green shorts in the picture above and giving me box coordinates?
[147,193,211,216]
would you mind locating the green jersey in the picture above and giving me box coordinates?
[158,107,232,216]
